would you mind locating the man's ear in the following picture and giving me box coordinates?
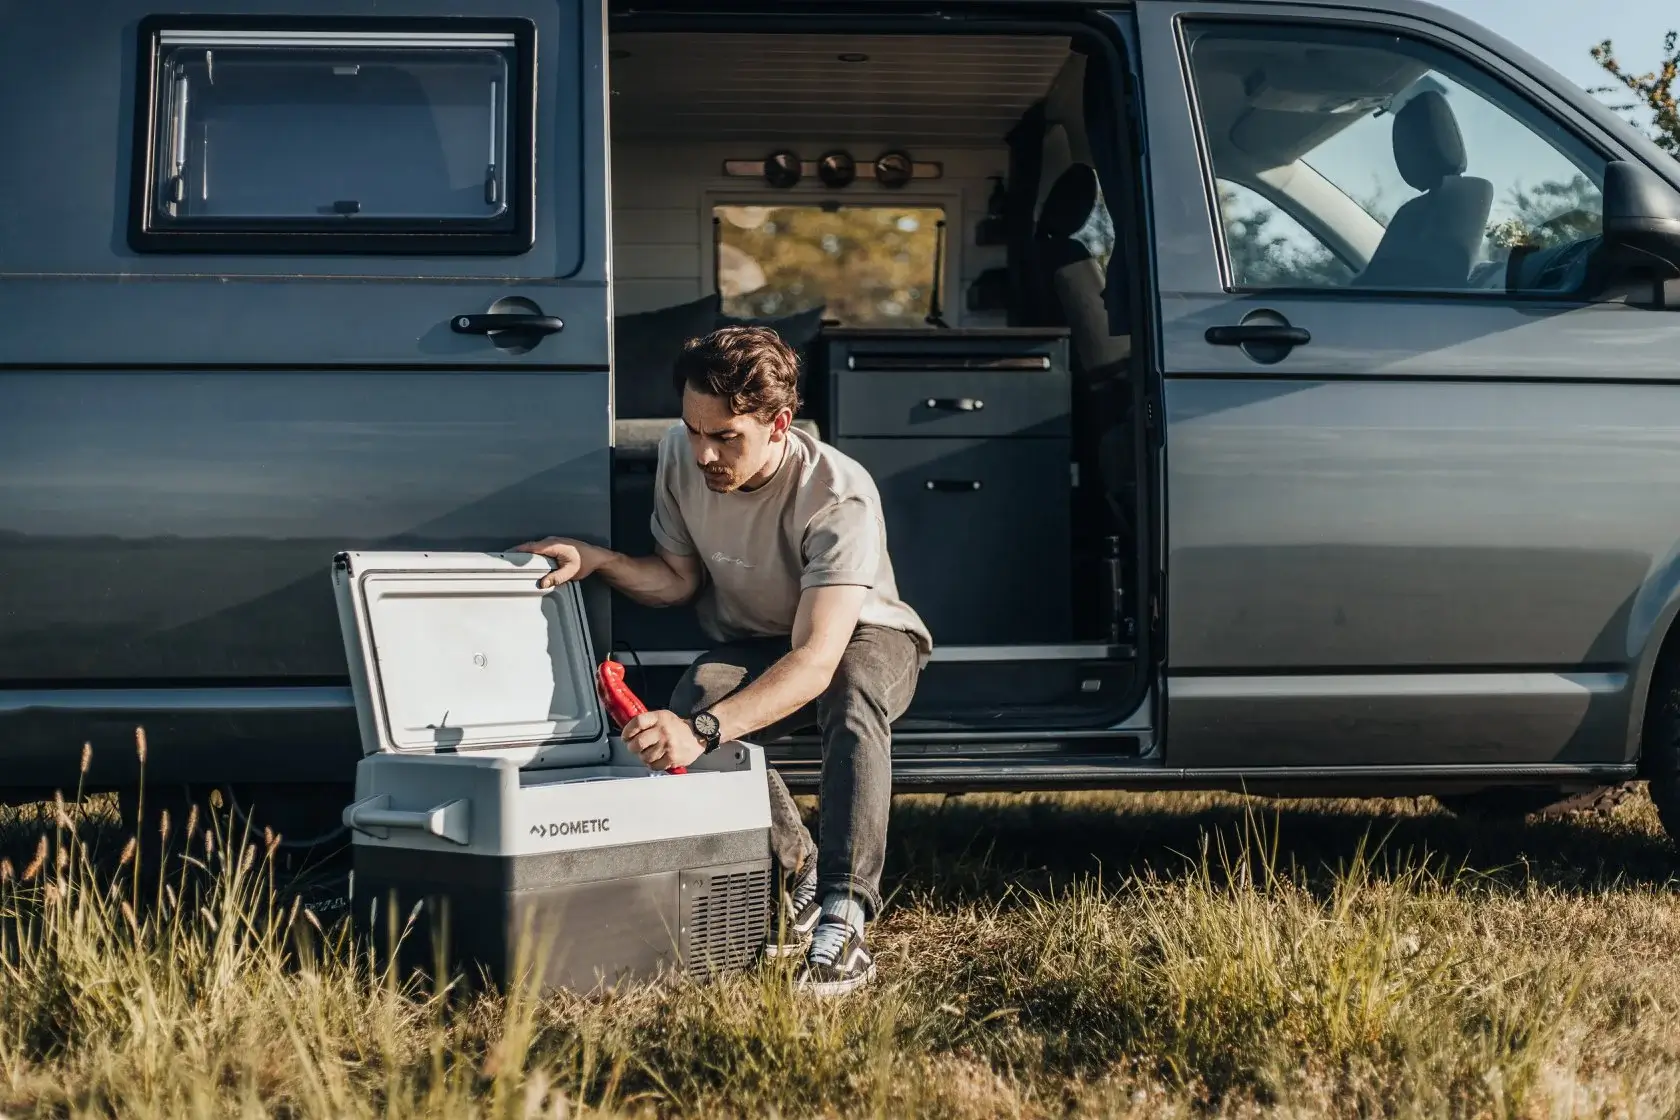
[771,408,793,436]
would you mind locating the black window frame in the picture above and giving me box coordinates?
[128,14,537,255]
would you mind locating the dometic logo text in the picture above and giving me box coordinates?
[530,818,610,839]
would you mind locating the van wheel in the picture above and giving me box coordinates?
[1435,786,1568,820]
[1641,657,1680,843]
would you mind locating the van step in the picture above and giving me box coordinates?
[771,749,1158,792]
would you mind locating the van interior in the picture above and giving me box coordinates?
[601,21,1154,759]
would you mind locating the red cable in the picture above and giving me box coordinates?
[597,658,686,774]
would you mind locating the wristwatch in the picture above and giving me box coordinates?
[689,710,722,754]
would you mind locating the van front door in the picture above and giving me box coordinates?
[1136,1,1680,772]
[0,1,612,790]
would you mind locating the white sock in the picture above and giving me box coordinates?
[819,894,865,937]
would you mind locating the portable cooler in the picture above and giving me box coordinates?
[330,550,774,994]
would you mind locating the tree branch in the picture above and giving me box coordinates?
[1592,31,1680,155]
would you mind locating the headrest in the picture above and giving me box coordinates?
[1392,90,1467,192]
[1036,163,1099,241]
[1035,124,1073,216]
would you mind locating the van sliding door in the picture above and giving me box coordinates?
[0,1,612,789]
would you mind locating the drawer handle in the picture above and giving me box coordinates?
[849,355,1049,371]
[925,397,984,412]
[925,479,982,492]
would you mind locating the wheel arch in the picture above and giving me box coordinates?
[1624,543,1680,773]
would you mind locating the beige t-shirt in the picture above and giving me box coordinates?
[649,423,932,660]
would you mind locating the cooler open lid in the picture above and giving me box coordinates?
[331,551,609,768]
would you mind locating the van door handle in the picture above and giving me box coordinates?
[924,397,984,412]
[1205,324,1310,346]
[452,312,564,336]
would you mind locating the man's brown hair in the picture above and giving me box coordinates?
[673,326,803,421]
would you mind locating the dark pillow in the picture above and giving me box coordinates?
[716,304,826,352]
[613,293,720,418]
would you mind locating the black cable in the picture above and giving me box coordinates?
[611,639,651,703]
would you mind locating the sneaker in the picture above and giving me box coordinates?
[765,859,820,958]
[796,915,876,996]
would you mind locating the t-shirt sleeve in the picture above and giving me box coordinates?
[649,433,697,557]
[800,495,880,589]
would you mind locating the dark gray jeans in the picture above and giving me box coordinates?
[669,623,921,919]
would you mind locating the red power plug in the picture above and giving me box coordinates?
[596,658,686,773]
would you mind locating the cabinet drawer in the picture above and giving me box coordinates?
[842,437,1071,646]
[832,369,1070,439]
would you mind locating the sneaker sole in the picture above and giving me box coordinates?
[798,962,876,997]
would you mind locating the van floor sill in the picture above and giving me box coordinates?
[772,703,1142,738]
[771,752,1157,790]
[769,757,1635,793]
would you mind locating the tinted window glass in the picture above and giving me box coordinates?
[1186,23,1607,295]
[134,23,533,252]
[1215,179,1357,287]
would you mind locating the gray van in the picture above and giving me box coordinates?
[4,0,1680,843]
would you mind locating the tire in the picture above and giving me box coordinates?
[1642,654,1680,841]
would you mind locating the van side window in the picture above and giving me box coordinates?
[1214,179,1357,287]
[130,18,535,253]
[1184,23,1608,296]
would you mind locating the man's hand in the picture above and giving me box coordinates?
[510,537,606,589]
[621,709,705,771]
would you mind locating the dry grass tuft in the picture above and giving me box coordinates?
[2,776,1679,1118]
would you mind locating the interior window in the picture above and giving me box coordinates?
[1185,23,1608,295]
[714,204,945,326]
[1215,179,1357,287]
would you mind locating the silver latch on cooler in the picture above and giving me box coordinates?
[342,794,471,845]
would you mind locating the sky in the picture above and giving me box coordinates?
[1430,0,1675,103]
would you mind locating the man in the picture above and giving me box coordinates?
[512,326,930,996]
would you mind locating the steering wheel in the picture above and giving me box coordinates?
[1531,208,1598,244]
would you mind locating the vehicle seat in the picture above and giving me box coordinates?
[1353,90,1494,290]
[1033,163,1131,382]
[1033,163,1136,539]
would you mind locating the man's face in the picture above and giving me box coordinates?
[681,385,790,493]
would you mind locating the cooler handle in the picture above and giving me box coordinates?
[343,794,471,845]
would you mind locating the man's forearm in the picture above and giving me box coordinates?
[591,548,697,607]
[708,647,835,743]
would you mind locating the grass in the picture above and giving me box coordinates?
[4,745,1680,1118]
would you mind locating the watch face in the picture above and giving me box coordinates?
[693,711,721,741]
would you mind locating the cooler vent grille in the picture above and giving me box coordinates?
[682,866,770,979]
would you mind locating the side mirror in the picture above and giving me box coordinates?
[1603,160,1680,273]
